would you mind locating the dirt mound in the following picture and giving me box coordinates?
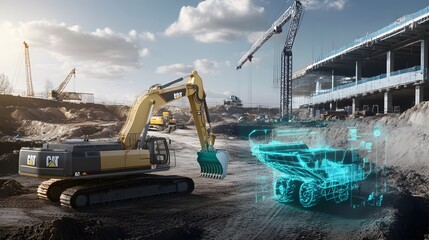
[10,107,69,123]
[397,101,429,127]
[40,107,68,122]
[385,167,429,198]
[106,105,129,121]
[17,121,76,140]
[0,179,29,197]
[10,108,41,122]
[84,107,117,121]
[0,95,128,139]
[0,217,127,240]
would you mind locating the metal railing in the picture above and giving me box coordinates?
[298,68,424,106]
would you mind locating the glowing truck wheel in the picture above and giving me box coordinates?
[299,181,321,208]
[274,178,297,203]
[334,185,350,203]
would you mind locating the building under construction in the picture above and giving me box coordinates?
[293,5,429,116]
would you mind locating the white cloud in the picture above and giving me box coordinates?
[165,0,266,43]
[156,59,219,75]
[5,20,154,79]
[155,64,194,75]
[139,48,150,57]
[128,29,137,39]
[193,59,218,74]
[78,62,128,80]
[303,0,348,10]
[140,32,156,41]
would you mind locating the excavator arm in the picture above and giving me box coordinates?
[118,71,229,179]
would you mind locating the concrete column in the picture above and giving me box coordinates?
[331,69,335,90]
[384,91,392,114]
[355,61,362,85]
[415,85,424,105]
[315,108,321,119]
[421,40,428,80]
[315,79,321,95]
[387,51,394,78]
[352,98,359,114]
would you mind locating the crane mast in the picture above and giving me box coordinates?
[23,41,34,97]
[236,1,303,120]
[57,68,76,94]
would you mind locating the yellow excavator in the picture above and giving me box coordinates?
[18,71,229,208]
[149,111,177,132]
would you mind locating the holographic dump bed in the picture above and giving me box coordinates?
[249,127,384,208]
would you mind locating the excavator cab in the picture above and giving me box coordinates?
[147,137,170,165]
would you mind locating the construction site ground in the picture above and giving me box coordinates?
[0,95,428,239]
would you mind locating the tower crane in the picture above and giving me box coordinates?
[23,41,35,97]
[236,1,303,120]
[50,68,76,101]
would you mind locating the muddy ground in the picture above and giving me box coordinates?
[0,95,428,239]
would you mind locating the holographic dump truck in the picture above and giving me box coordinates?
[249,128,381,208]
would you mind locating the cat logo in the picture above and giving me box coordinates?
[27,155,36,166]
[46,156,59,167]
[173,92,183,99]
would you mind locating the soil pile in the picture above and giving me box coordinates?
[0,95,128,140]
[0,179,29,197]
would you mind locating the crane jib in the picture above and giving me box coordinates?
[235,1,302,70]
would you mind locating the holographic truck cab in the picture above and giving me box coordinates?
[250,127,384,208]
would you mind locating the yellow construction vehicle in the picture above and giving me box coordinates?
[149,111,177,132]
[18,71,229,208]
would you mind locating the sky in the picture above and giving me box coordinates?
[0,0,428,107]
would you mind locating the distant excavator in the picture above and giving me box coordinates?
[18,71,229,208]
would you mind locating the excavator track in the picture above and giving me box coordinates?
[37,179,79,202]
[58,175,194,209]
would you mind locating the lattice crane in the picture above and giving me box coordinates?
[23,41,34,97]
[50,68,76,100]
[236,1,303,119]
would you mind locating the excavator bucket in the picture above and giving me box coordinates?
[197,149,229,179]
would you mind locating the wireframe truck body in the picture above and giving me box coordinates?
[250,129,375,208]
